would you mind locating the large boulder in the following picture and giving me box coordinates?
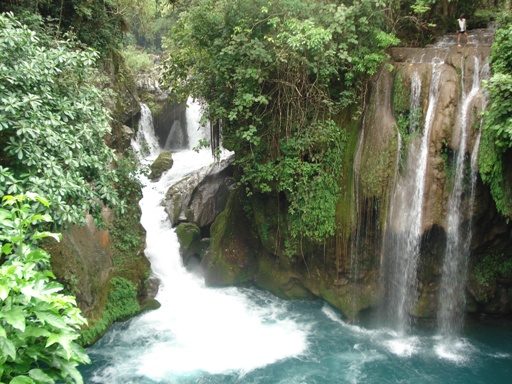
[163,156,235,230]
[175,222,209,265]
[46,214,113,321]
[149,151,174,180]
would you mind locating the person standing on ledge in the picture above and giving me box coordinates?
[457,15,469,46]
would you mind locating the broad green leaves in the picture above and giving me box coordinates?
[0,194,89,383]
[0,13,120,228]
[479,14,512,218]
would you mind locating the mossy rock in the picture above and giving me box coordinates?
[176,222,204,265]
[149,151,173,180]
[412,292,437,318]
[80,277,142,346]
[141,297,162,312]
[321,281,379,320]
[255,255,314,300]
[176,222,201,249]
[203,189,256,285]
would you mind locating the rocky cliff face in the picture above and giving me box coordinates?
[46,209,149,324]
[196,29,512,320]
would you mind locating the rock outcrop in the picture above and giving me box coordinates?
[149,151,174,180]
[196,29,512,319]
[164,156,236,264]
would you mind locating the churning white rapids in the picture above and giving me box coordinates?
[80,104,512,384]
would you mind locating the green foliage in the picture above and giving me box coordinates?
[0,193,89,384]
[0,13,121,228]
[241,120,347,241]
[122,0,178,51]
[110,151,145,263]
[122,45,155,76]
[80,277,140,346]
[475,253,512,288]
[393,71,422,158]
[164,0,397,245]
[1,0,128,57]
[479,13,512,218]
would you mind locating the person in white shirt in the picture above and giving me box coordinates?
[457,15,469,46]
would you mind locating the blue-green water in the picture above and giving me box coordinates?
[80,288,512,384]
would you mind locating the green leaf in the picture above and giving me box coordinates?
[0,337,16,360]
[23,325,51,339]
[1,307,25,332]
[60,360,84,384]
[71,342,91,364]
[0,283,10,300]
[34,311,67,329]
[1,243,13,256]
[10,376,35,384]
[32,231,61,242]
[46,332,74,359]
[28,369,55,384]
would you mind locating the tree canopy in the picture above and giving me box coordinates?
[163,0,398,243]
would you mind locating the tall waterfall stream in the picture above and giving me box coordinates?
[80,99,511,383]
[383,63,442,334]
[438,57,484,336]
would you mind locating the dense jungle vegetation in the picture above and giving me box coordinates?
[1,0,511,382]
[162,0,512,243]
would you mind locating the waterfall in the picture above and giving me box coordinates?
[409,71,422,134]
[438,57,485,335]
[85,102,307,383]
[184,97,208,149]
[163,97,208,151]
[384,64,441,333]
[164,120,185,150]
[131,103,160,158]
[350,113,365,283]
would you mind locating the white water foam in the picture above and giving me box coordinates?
[321,304,481,363]
[384,337,420,357]
[434,336,475,364]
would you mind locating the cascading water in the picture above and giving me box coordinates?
[383,64,441,334]
[132,103,160,157]
[437,57,482,336]
[163,120,184,150]
[409,71,422,134]
[163,99,209,151]
[83,101,309,383]
[350,111,365,284]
